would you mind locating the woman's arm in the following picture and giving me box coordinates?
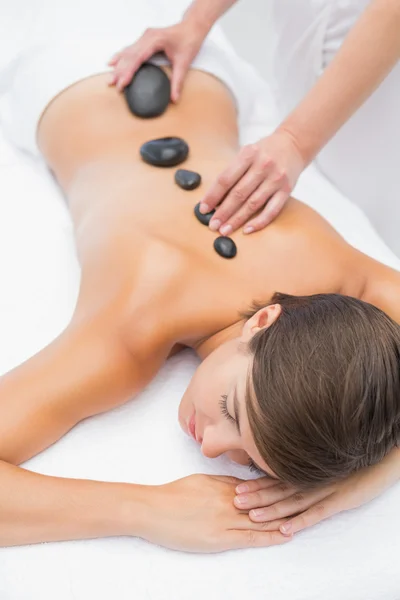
[0,313,165,547]
[0,462,288,551]
[0,309,169,465]
[202,0,400,234]
[0,460,149,546]
[279,0,400,164]
[182,0,238,32]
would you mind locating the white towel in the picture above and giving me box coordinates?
[0,1,400,599]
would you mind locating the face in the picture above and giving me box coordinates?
[178,305,281,478]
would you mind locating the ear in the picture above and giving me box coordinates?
[240,304,282,343]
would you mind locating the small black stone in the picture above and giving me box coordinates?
[124,63,170,118]
[194,202,215,225]
[140,137,189,167]
[214,236,237,259]
[175,169,202,191]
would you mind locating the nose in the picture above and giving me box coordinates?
[201,427,231,459]
[201,439,223,459]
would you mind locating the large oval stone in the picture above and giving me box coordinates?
[214,236,237,259]
[124,63,170,118]
[194,202,215,225]
[140,137,189,167]
[175,169,201,191]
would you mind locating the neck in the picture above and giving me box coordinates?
[193,319,245,359]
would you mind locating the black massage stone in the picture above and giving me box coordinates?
[175,169,202,190]
[194,202,215,225]
[124,63,171,118]
[214,236,237,259]
[140,137,189,167]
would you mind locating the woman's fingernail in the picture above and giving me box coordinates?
[199,203,210,214]
[220,224,232,236]
[250,509,265,517]
[243,226,254,234]
[280,522,292,534]
[236,484,249,493]
[209,219,221,232]
[235,495,248,505]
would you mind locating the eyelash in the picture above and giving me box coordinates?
[248,459,262,474]
[219,394,235,423]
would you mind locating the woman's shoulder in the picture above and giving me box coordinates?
[361,261,400,325]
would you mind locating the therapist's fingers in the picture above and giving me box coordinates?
[109,53,143,89]
[109,29,165,91]
[216,177,284,234]
[113,44,163,91]
[199,144,258,214]
[108,52,122,67]
[243,189,290,233]
[208,164,274,233]
[170,54,194,103]
[108,51,125,85]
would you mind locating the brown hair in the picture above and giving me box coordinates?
[243,292,400,488]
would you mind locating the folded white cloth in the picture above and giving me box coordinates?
[0,0,270,158]
[0,1,400,599]
[2,36,260,157]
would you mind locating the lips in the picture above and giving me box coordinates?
[188,411,197,441]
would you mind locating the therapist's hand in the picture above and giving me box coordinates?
[108,21,207,100]
[234,458,397,537]
[141,474,292,553]
[201,129,306,235]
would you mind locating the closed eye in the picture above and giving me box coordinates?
[248,457,276,479]
[248,458,263,474]
[219,394,235,424]
[220,395,275,479]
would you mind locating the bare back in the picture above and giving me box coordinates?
[38,69,366,348]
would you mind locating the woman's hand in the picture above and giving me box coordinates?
[234,459,399,536]
[108,21,207,100]
[200,129,306,235]
[139,474,292,553]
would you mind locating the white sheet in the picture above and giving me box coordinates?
[1,2,400,599]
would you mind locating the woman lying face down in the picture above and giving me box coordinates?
[181,292,400,488]
[2,51,400,550]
